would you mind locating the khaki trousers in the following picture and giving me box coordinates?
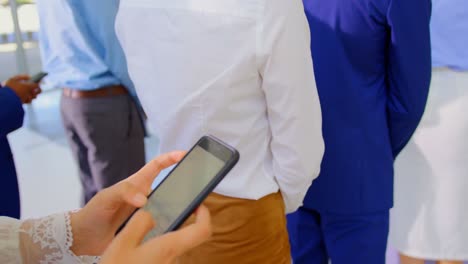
[178,192,291,264]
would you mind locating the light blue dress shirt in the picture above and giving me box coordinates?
[431,0,468,70]
[36,0,135,93]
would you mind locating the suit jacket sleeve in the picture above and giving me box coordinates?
[386,0,432,158]
[0,87,24,137]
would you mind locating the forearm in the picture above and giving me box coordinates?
[13,213,98,264]
[386,55,431,157]
[387,108,427,157]
[268,56,324,213]
[386,0,432,157]
[271,107,324,213]
[260,0,324,213]
[0,217,22,263]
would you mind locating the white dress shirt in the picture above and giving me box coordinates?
[116,0,324,213]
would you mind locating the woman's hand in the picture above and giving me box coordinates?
[100,205,212,264]
[69,151,186,256]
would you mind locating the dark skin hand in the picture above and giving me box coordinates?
[4,75,41,104]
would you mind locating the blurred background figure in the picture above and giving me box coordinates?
[390,0,468,264]
[0,75,40,218]
[35,0,145,204]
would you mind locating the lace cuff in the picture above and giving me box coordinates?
[18,212,99,264]
[0,217,22,263]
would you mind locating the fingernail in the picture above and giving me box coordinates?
[133,193,147,205]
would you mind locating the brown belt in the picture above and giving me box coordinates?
[62,85,128,99]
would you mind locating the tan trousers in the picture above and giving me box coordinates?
[178,192,291,264]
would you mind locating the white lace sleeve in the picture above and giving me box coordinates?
[0,217,22,263]
[0,213,99,264]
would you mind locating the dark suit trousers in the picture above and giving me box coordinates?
[287,207,389,264]
[61,94,145,204]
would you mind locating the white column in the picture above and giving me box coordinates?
[8,0,29,74]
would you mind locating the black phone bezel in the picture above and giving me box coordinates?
[116,135,239,236]
[30,72,48,83]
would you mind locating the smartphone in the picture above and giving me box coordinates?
[30,72,48,83]
[118,135,239,240]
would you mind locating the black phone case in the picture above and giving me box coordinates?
[117,135,239,236]
[30,72,48,83]
[164,135,239,233]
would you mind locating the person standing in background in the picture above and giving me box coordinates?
[116,0,324,262]
[390,0,468,263]
[0,75,41,218]
[35,0,145,204]
[287,0,432,263]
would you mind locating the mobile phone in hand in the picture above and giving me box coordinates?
[30,72,48,83]
[117,135,239,241]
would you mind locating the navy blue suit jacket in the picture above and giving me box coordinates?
[303,0,432,214]
[0,87,24,218]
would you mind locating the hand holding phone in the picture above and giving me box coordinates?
[69,151,187,256]
[118,135,239,241]
[101,206,212,264]
[4,75,41,104]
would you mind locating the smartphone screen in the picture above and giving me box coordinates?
[140,136,238,241]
